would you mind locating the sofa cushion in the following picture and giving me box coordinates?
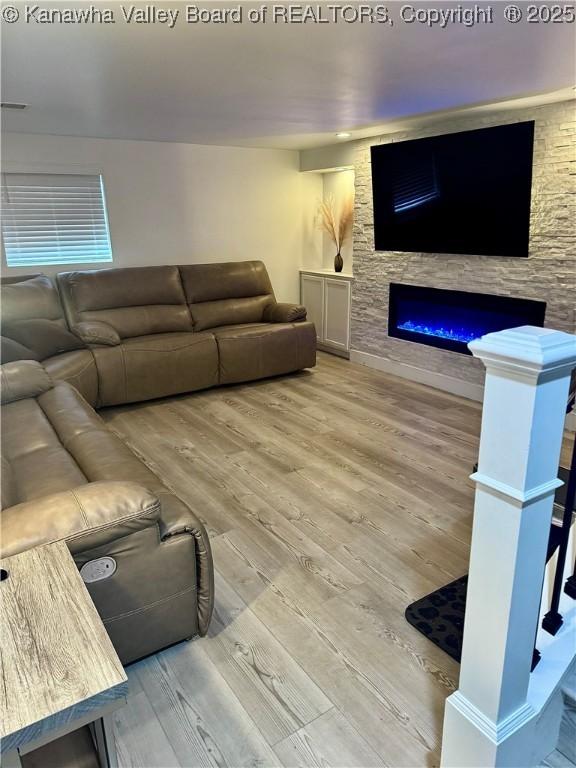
[179,261,275,331]
[205,322,267,334]
[43,350,99,406]
[1,376,191,512]
[91,332,219,406]
[179,260,274,302]
[188,296,273,332]
[1,335,40,363]
[1,377,189,507]
[2,318,83,360]
[1,275,84,361]
[0,274,43,285]
[214,321,317,384]
[33,381,202,533]
[1,395,87,502]
[1,456,17,510]
[0,360,53,404]
[58,266,193,339]
[1,275,62,322]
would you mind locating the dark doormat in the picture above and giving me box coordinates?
[405,576,468,663]
[404,500,566,665]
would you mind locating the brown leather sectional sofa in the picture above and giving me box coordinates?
[0,261,316,664]
[2,261,316,406]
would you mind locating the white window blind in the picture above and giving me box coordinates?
[1,172,113,267]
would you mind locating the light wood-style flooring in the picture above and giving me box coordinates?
[100,353,572,768]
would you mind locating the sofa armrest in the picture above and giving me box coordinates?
[0,481,160,558]
[156,493,214,635]
[157,494,207,541]
[72,320,121,347]
[1,360,53,404]
[263,302,307,323]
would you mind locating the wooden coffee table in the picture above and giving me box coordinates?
[0,541,128,768]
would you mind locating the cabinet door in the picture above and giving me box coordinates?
[300,274,324,342]
[324,278,351,351]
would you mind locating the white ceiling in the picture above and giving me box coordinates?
[2,1,575,150]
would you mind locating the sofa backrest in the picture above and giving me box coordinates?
[2,262,277,354]
[1,361,55,509]
[179,261,274,331]
[1,275,84,363]
[58,266,193,339]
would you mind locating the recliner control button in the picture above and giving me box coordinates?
[80,557,117,583]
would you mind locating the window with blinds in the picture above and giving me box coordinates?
[1,173,113,267]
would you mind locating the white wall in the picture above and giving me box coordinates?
[1,133,322,303]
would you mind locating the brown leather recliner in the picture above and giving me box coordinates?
[0,275,98,405]
[55,261,316,405]
[57,265,219,406]
[0,360,213,665]
[179,261,317,384]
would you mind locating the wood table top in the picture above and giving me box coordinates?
[0,541,127,754]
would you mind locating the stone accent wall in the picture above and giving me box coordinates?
[351,100,576,387]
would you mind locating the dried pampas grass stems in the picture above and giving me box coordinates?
[317,195,354,253]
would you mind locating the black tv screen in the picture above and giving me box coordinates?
[370,121,535,258]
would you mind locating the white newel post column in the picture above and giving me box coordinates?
[441,326,576,768]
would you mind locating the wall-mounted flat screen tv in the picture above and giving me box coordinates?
[370,121,535,257]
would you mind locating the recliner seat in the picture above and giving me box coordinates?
[56,265,220,406]
[178,261,317,384]
[0,360,213,664]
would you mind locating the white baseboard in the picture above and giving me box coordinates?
[349,349,485,402]
[349,349,576,432]
[317,342,350,359]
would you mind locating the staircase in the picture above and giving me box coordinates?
[541,666,576,767]
[559,675,576,764]
[440,327,576,767]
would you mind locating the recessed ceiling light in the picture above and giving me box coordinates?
[1,103,28,110]
[335,132,351,139]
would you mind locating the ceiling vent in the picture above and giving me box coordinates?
[1,103,28,110]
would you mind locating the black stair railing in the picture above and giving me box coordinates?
[564,560,576,600]
[541,372,576,635]
[563,374,576,603]
[565,558,576,600]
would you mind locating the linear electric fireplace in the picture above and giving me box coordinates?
[388,284,546,355]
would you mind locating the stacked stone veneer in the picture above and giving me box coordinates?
[351,100,576,388]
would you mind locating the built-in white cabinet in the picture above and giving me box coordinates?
[300,273,325,342]
[300,269,353,357]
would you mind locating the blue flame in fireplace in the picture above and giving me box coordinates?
[397,320,482,344]
[389,284,546,356]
